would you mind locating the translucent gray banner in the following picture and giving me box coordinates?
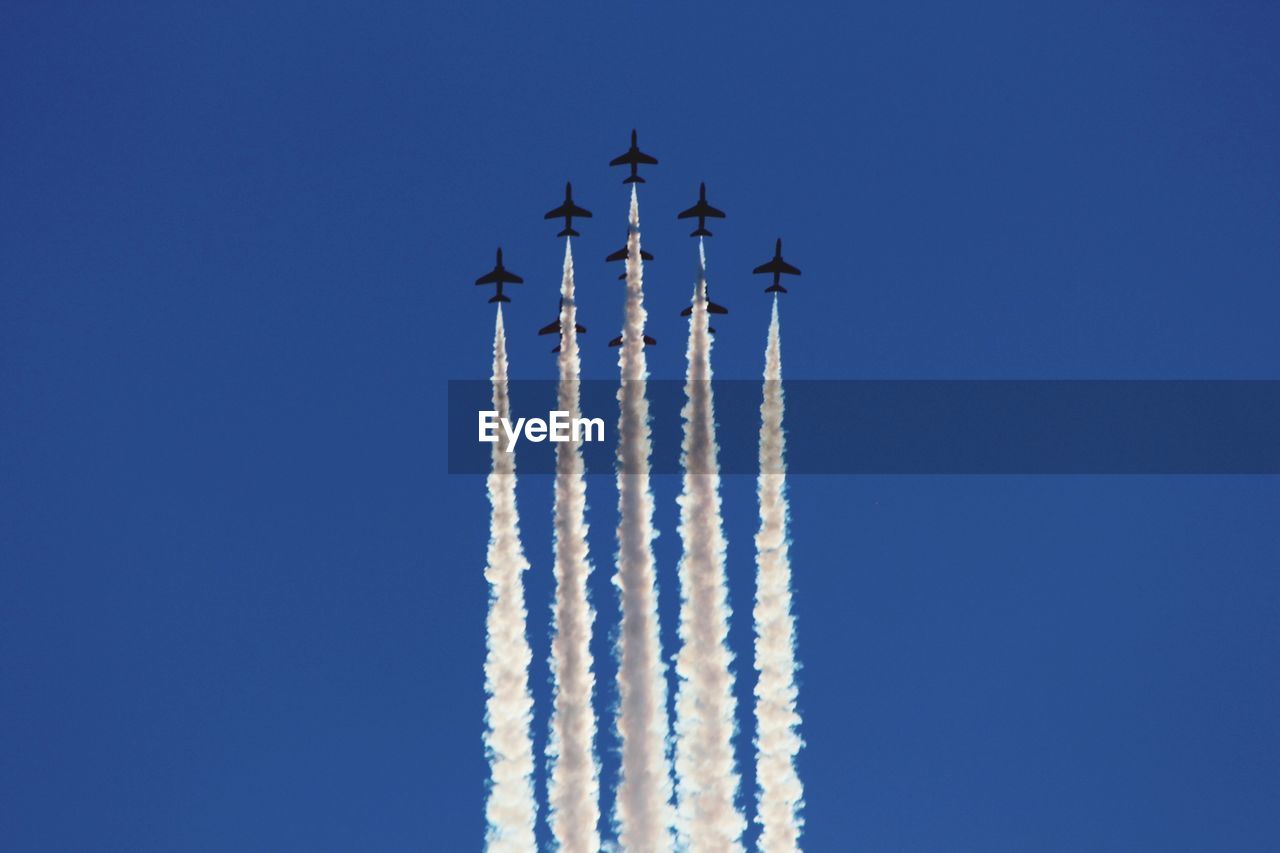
[446,380,1280,475]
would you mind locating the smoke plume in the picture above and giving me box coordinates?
[547,242,602,851]
[673,241,746,851]
[483,308,538,851]
[752,298,805,851]
[612,187,677,850]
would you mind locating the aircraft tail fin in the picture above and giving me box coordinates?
[623,174,646,184]
[557,226,581,238]
[765,283,788,294]
[489,293,511,304]
[691,225,713,237]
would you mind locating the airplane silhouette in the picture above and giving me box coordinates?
[753,239,802,293]
[544,182,592,237]
[680,281,727,334]
[474,247,522,303]
[677,183,726,237]
[605,239,654,280]
[608,331,657,348]
[538,298,587,353]
[609,129,658,184]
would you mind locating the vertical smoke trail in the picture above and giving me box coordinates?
[613,186,676,850]
[547,242,602,852]
[483,308,538,852]
[753,298,805,851]
[673,240,746,851]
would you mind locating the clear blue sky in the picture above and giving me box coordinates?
[2,2,1278,850]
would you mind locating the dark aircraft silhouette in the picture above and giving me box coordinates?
[474,247,523,303]
[605,239,654,279]
[677,183,726,237]
[544,182,592,237]
[609,129,658,183]
[680,283,728,317]
[753,239,802,293]
[538,298,587,353]
[680,282,727,334]
[608,331,657,348]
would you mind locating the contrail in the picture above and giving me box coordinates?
[613,186,676,850]
[753,298,805,851]
[482,308,537,852]
[673,240,746,851]
[547,242,602,852]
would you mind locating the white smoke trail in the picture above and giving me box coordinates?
[547,242,602,852]
[673,240,746,851]
[613,186,676,851]
[753,298,804,851]
[482,308,538,852]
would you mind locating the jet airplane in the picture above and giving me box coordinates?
[680,283,728,317]
[609,129,658,184]
[538,298,587,353]
[680,282,727,334]
[605,239,654,279]
[752,239,802,293]
[544,182,592,237]
[608,331,657,348]
[474,247,522,303]
[677,182,726,237]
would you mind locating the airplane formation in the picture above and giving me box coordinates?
[472,129,802,350]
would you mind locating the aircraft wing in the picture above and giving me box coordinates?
[567,203,593,219]
[609,333,656,347]
[610,149,658,166]
[606,246,653,262]
[755,258,801,276]
[477,270,521,285]
[538,320,560,335]
[679,201,725,219]
[544,203,570,220]
[681,301,729,316]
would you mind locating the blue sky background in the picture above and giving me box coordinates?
[2,2,1278,850]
